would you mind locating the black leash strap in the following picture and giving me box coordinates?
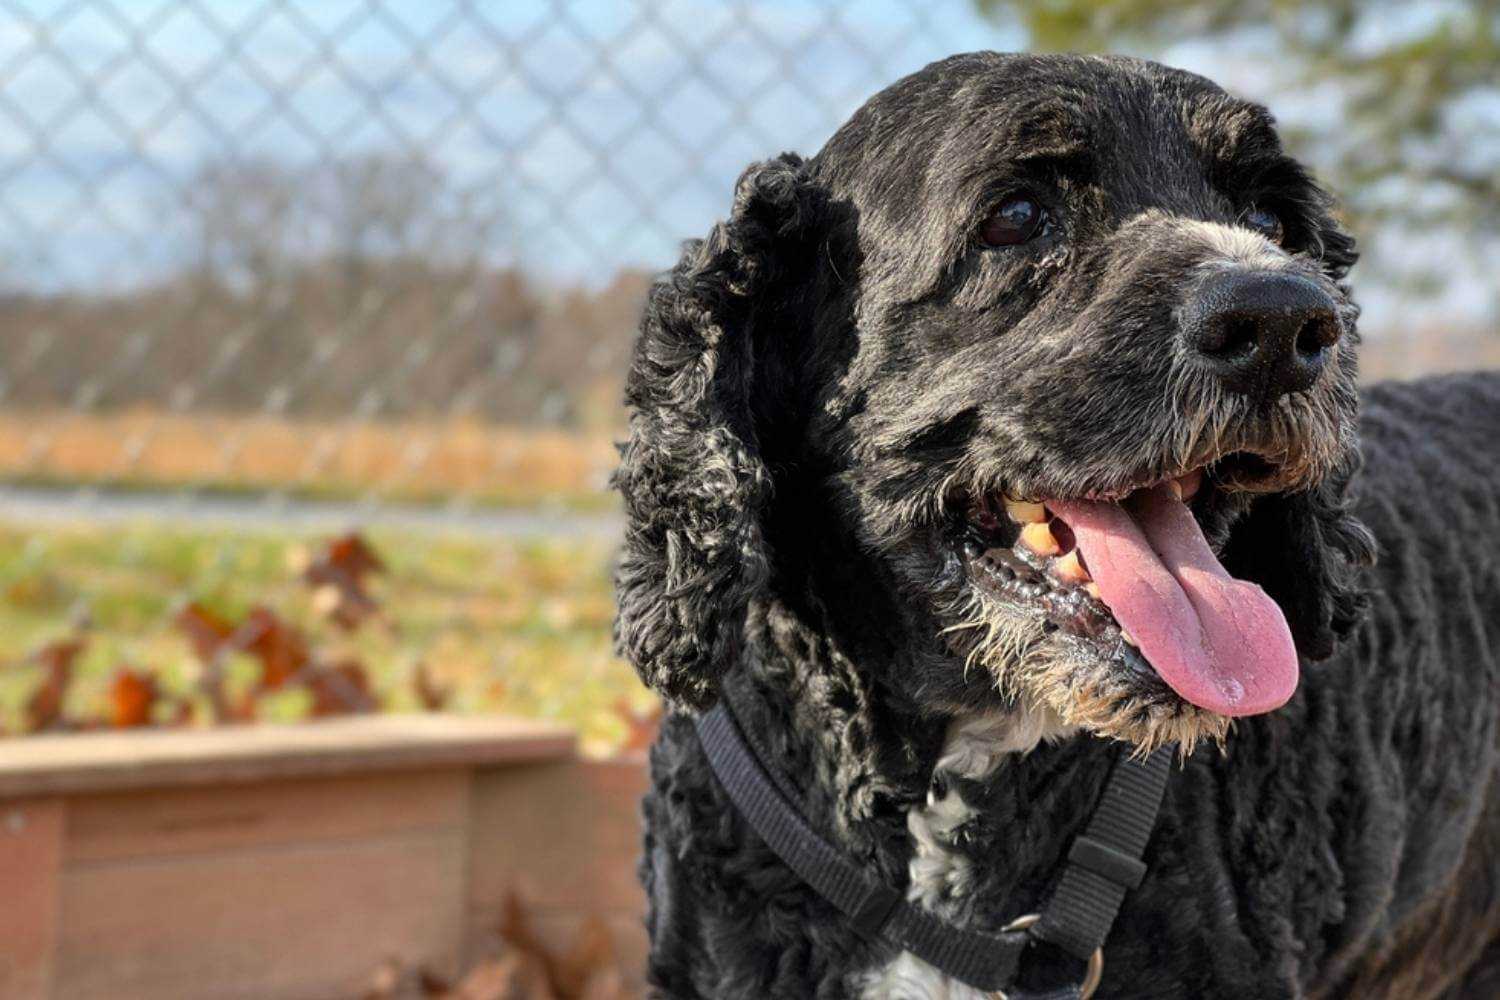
[1034,744,1170,963]
[695,702,1173,997]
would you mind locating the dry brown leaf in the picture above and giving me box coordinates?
[22,638,83,733]
[238,605,311,689]
[614,699,662,754]
[497,893,564,996]
[305,659,378,717]
[417,966,453,996]
[174,602,244,721]
[302,532,386,630]
[324,533,386,579]
[174,602,235,663]
[498,893,622,1000]
[414,661,452,711]
[106,667,156,728]
[167,697,197,727]
[449,953,547,1000]
[497,893,545,961]
[553,915,617,999]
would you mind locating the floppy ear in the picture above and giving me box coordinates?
[1221,448,1377,660]
[613,153,820,709]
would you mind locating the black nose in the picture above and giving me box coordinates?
[1181,271,1342,398]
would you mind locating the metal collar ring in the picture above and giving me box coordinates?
[994,913,1104,1000]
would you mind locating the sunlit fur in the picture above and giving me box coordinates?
[942,591,1228,755]
[617,52,1500,999]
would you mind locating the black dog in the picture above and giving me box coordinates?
[614,52,1500,999]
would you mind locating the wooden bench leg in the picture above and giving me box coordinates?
[0,798,63,1000]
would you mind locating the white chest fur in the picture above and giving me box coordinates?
[855,707,1070,999]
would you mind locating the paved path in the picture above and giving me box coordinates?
[0,485,623,539]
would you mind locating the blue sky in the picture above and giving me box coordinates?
[0,0,1491,330]
[0,1,1014,288]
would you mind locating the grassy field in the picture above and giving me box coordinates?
[0,521,653,751]
[6,332,1493,746]
[0,410,620,510]
[4,330,1496,511]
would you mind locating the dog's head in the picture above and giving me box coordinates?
[615,53,1375,752]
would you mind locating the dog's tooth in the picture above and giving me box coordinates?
[1004,498,1048,523]
[1053,550,1090,584]
[1121,630,1139,647]
[1173,469,1203,501]
[1019,521,1061,556]
[1086,582,1102,600]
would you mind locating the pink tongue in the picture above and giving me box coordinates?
[1049,485,1298,716]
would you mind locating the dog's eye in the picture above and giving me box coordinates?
[980,196,1045,247]
[1242,206,1284,244]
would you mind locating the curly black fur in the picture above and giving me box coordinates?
[615,152,825,708]
[615,52,1500,998]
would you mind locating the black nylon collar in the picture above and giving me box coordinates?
[694,697,1173,998]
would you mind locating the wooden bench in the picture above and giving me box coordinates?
[0,715,649,999]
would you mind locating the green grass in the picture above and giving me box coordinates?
[0,523,653,750]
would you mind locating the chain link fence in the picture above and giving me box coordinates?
[0,1,1006,510]
[0,0,1002,741]
[0,1,1490,741]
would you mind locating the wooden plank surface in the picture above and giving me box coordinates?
[0,798,63,1000]
[467,754,650,986]
[67,769,466,864]
[468,755,648,916]
[0,715,574,797]
[54,828,466,1000]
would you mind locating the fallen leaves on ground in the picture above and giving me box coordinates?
[8,534,424,734]
[362,892,632,1000]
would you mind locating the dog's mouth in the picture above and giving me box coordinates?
[959,454,1299,718]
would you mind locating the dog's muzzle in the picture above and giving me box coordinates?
[1180,270,1343,399]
